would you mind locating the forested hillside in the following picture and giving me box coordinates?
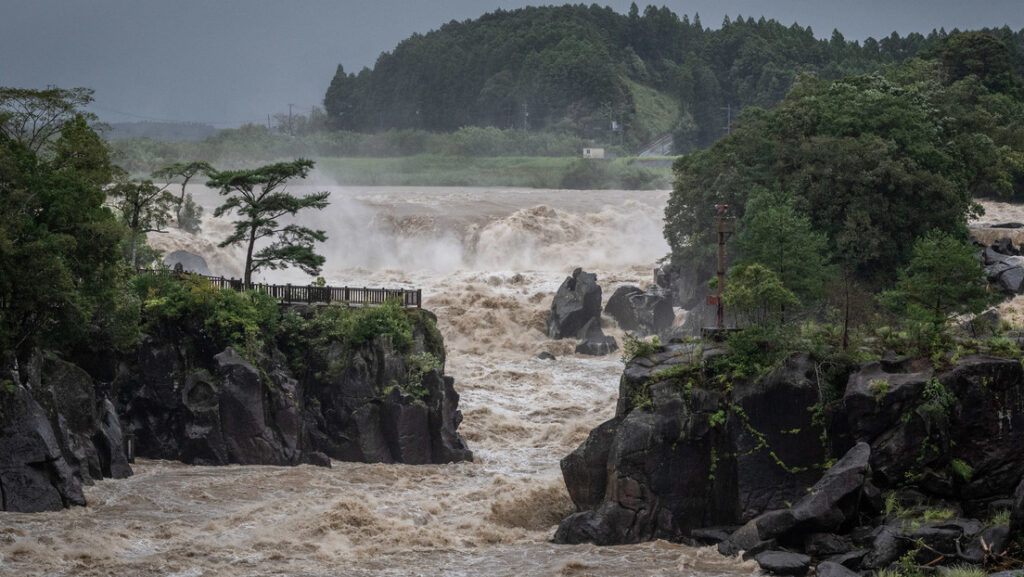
[323,3,1024,151]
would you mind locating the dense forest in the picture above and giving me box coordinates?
[323,3,1024,152]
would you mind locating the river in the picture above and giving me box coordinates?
[0,185,757,577]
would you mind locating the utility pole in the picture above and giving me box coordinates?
[288,103,294,136]
[721,104,732,135]
[708,204,734,329]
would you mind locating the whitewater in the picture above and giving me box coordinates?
[0,185,758,577]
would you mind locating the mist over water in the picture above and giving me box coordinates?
[0,186,757,576]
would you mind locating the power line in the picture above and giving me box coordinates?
[86,104,270,127]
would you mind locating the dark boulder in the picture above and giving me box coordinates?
[214,348,300,465]
[861,522,913,570]
[992,237,1018,256]
[1010,476,1024,540]
[0,383,85,512]
[574,318,618,356]
[423,369,473,464]
[754,551,811,576]
[804,533,854,557]
[997,264,1024,294]
[659,261,714,310]
[127,342,304,467]
[561,418,620,511]
[604,285,674,336]
[785,443,871,536]
[301,333,471,465]
[814,561,860,577]
[536,352,556,361]
[94,398,132,479]
[733,354,828,521]
[547,268,602,339]
[555,345,736,545]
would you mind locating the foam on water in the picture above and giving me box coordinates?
[0,185,760,577]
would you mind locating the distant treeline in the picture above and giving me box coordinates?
[322,4,1024,152]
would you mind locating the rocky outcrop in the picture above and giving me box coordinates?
[574,318,618,356]
[547,268,618,356]
[0,352,129,512]
[300,333,472,464]
[547,268,602,339]
[2,303,470,512]
[124,338,304,466]
[124,308,471,468]
[657,262,714,310]
[981,238,1024,294]
[604,285,674,337]
[557,343,1024,574]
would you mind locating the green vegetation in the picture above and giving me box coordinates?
[663,31,1024,384]
[950,458,974,482]
[620,333,661,363]
[990,508,1012,526]
[0,87,139,359]
[406,352,442,400]
[107,174,176,267]
[134,272,279,357]
[868,379,891,401]
[320,5,1023,151]
[880,231,992,327]
[110,136,674,189]
[151,161,212,233]
[207,158,330,288]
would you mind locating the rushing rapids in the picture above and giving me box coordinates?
[0,185,758,577]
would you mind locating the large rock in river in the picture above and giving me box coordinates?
[604,284,674,336]
[547,268,602,339]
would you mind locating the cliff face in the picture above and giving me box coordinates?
[0,306,471,512]
[121,306,472,468]
[556,343,1024,570]
[1,352,130,512]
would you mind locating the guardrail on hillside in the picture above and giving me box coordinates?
[137,269,422,308]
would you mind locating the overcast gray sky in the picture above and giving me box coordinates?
[2,1,1021,127]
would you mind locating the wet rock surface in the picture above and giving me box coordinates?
[604,284,674,337]
[556,342,1024,574]
[547,268,602,339]
[2,307,471,511]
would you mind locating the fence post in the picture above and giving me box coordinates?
[417,289,422,308]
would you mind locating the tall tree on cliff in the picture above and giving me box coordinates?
[0,88,137,358]
[151,161,212,233]
[206,159,330,288]
[107,174,176,267]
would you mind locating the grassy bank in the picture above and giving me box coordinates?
[311,155,674,188]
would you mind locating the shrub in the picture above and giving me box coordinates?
[716,323,793,380]
[346,299,414,352]
[621,333,660,363]
[406,352,442,400]
[950,458,973,482]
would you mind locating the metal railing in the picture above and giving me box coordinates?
[137,269,421,308]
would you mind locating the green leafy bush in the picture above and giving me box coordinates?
[716,324,794,380]
[621,333,660,363]
[134,272,279,357]
[406,352,442,400]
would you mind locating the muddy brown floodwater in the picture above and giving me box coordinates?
[0,186,759,577]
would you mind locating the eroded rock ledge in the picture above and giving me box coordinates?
[556,342,1024,573]
[0,306,471,512]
